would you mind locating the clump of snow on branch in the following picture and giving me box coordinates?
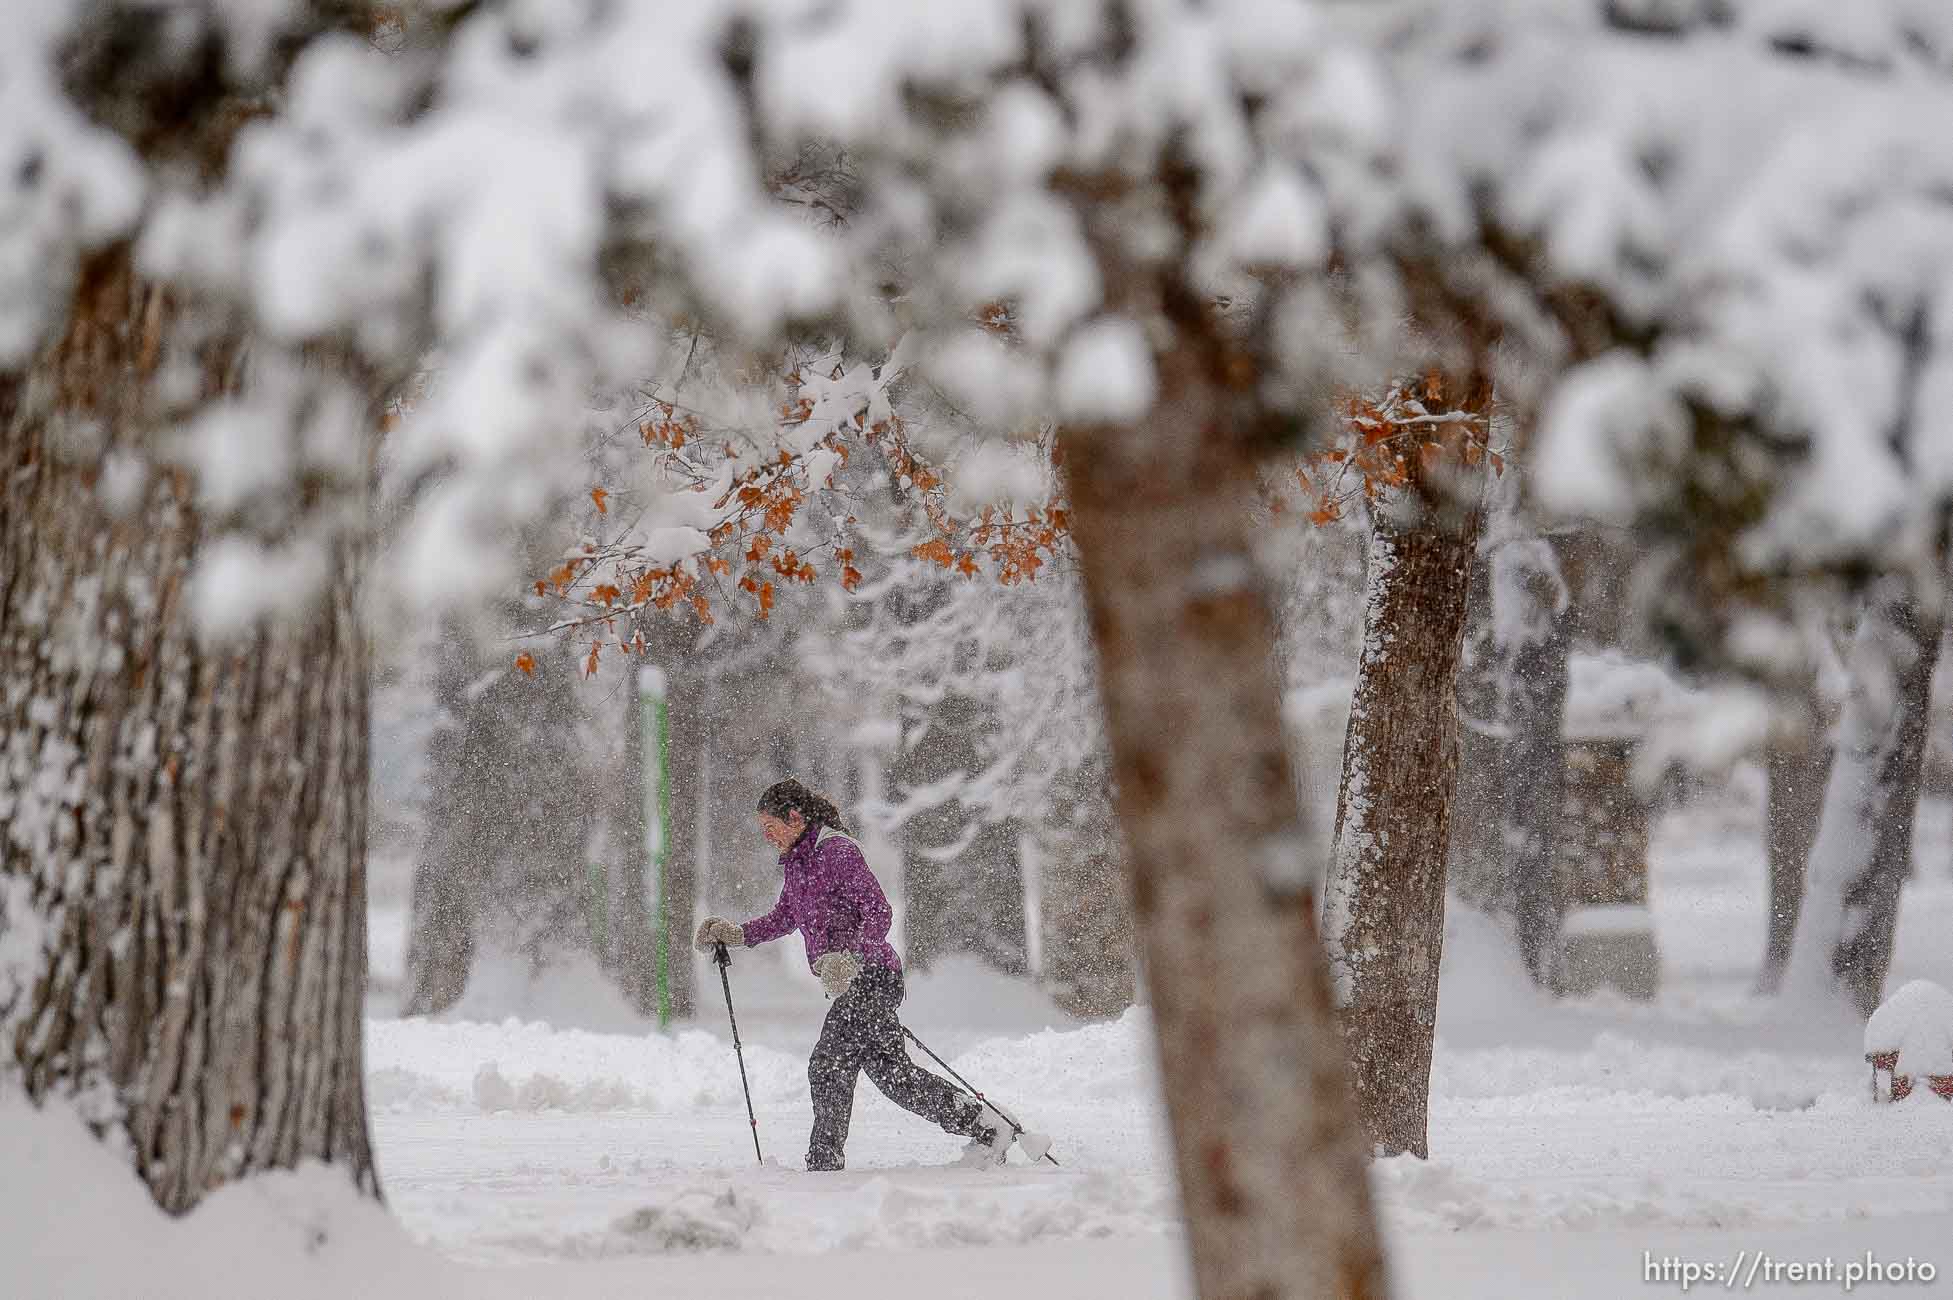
[947,442,1051,519]
[1378,1,1953,591]
[0,0,143,362]
[6,0,1953,659]
[1055,320,1157,426]
[532,351,898,639]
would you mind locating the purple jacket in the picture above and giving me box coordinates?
[741,826,902,974]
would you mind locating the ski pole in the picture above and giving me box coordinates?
[713,942,763,1165]
[901,1026,1060,1167]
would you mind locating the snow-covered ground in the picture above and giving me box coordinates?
[331,795,1953,1297]
[13,794,1953,1297]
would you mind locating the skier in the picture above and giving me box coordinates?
[694,778,1028,1172]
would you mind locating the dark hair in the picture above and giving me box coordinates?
[757,778,847,836]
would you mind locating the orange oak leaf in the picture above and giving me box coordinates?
[912,538,954,568]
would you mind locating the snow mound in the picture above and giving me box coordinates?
[1564,650,1701,740]
[1374,1156,1762,1233]
[607,1187,763,1253]
[366,1064,467,1111]
[367,1003,1132,1121]
[471,1060,650,1113]
[1436,902,1553,1036]
[1865,980,1953,1080]
[1433,1032,1854,1114]
[0,1088,445,1300]
[365,1018,808,1115]
[946,1007,1160,1107]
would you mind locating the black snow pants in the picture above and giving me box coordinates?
[806,963,984,1171]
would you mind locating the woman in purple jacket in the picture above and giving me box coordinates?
[694,779,1016,1172]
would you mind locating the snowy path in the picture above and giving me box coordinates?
[373,1090,1953,1250]
[356,821,1953,1297]
[366,1006,1953,1297]
[367,1000,1181,1268]
[373,1107,1176,1265]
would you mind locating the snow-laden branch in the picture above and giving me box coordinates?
[6,0,1953,653]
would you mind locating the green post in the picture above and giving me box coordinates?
[639,666,672,1028]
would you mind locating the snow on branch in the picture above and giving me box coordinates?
[4,0,1953,652]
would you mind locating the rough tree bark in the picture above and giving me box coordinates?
[1037,754,1136,1019]
[0,246,380,1212]
[1322,377,1490,1159]
[1057,191,1386,1298]
[1785,578,1943,1018]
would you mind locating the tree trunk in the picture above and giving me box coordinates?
[1322,380,1490,1160]
[1785,578,1942,1017]
[1037,754,1136,1019]
[1489,531,1573,988]
[1449,551,1505,919]
[0,246,380,1212]
[1452,519,1573,989]
[601,664,650,1011]
[702,653,802,919]
[1057,339,1386,1296]
[402,616,483,1015]
[908,813,1029,973]
[905,811,1030,975]
[1757,679,1829,994]
[402,608,591,1012]
[900,691,1030,975]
